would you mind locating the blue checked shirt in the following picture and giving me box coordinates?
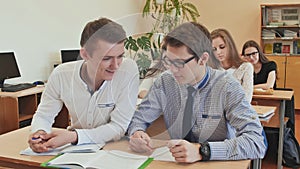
[128,67,266,160]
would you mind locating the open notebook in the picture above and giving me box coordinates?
[43,146,175,169]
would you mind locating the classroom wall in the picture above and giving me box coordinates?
[0,0,144,84]
[191,0,300,52]
[1,0,299,83]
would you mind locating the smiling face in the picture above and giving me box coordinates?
[84,40,124,84]
[212,36,228,63]
[165,45,204,85]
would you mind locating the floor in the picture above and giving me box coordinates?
[261,110,300,169]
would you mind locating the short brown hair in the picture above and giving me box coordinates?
[80,17,126,53]
[164,22,220,69]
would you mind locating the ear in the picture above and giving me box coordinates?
[80,48,90,61]
[198,52,209,65]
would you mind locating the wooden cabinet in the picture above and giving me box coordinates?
[0,86,70,135]
[0,87,44,134]
[261,4,300,109]
[267,55,300,109]
[268,56,286,88]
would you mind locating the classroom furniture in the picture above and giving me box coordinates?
[0,86,70,135]
[260,3,300,109]
[0,86,44,135]
[252,90,294,169]
[252,105,277,169]
[0,126,250,169]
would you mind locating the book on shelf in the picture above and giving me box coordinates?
[42,146,175,169]
[264,43,273,54]
[273,42,282,54]
[282,44,291,54]
[293,40,300,54]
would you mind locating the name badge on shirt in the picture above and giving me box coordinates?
[202,114,221,119]
[97,103,115,108]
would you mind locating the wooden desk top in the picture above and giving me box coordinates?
[0,86,44,98]
[252,90,294,101]
[0,127,250,169]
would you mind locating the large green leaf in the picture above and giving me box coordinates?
[136,52,152,78]
[137,36,151,51]
[124,36,139,52]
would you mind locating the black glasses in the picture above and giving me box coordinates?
[162,55,197,68]
[244,51,258,58]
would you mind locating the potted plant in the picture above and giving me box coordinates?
[125,0,200,78]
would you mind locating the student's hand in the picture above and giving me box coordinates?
[167,139,201,163]
[41,130,78,150]
[28,130,48,153]
[129,131,153,153]
[138,90,148,99]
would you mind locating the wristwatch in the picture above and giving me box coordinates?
[199,142,211,161]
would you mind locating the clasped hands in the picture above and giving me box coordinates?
[28,129,77,153]
[129,131,201,163]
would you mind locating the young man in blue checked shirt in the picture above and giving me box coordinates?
[128,22,266,163]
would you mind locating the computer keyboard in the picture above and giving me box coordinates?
[1,83,37,92]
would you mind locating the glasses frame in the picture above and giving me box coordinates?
[244,51,258,58]
[162,55,197,69]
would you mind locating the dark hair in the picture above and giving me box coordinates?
[164,22,220,69]
[211,28,245,68]
[242,40,278,80]
[241,40,269,64]
[80,17,126,54]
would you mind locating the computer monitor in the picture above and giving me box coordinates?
[60,49,81,63]
[0,52,21,88]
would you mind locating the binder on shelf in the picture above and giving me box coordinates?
[293,40,300,54]
[273,42,282,54]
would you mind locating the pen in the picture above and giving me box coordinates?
[31,137,40,140]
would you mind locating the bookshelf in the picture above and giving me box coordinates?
[260,3,300,109]
[261,4,300,55]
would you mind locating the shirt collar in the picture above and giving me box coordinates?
[194,67,210,89]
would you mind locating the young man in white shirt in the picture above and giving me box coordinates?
[28,17,139,153]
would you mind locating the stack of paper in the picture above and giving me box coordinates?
[262,29,276,39]
[284,30,298,38]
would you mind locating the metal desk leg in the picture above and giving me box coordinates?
[252,159,261,169]
[277,100,285,169]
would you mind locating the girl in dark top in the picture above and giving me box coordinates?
[241,40,277,89]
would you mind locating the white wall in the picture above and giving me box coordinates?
[0,0,145,84]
